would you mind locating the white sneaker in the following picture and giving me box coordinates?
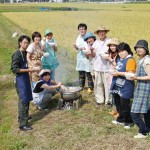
[134,133,147,139]
[124,123,134,129]
[124,125,131,129]
[112,120,123,125]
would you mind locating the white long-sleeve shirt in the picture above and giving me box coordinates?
[92,37,111,72]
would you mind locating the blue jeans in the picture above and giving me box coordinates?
[131,110,150,135]
[50,70,55,80]
[31,81,37,89]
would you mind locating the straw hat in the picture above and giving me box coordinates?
[107,38,120,46]
[134,40,149,51]
[39,69,50,77]
[94,25,110,35]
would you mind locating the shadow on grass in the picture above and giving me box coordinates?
[29,99,59,126]
[29,88,89,126]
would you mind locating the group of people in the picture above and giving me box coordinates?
[11,30,62,131]
[10,23,150,139]
[73,23,150,139]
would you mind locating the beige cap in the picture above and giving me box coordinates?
[107,38,120,46]
[94,25,110,35]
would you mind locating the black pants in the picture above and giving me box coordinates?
[16,86,30,128]
[113,93,132,123]
[131,110,150,135]
[79,71,94,89]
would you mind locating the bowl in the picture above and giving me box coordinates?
[43,52,49,57]
[108,69,114,73]
[82,49,90,54]
[100,54,109,57]
[78,45,85,50]
[49,43,55,46]
[125,73,135,78]
[34,67,41,70]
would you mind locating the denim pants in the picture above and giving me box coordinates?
[50,70,55,80]
[131,110,150,135]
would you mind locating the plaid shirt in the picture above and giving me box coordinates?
[131,59,150,113]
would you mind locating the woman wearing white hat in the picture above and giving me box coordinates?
[32,69,62,109]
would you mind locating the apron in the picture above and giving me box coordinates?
[16,51,33,104]
[41,40,59,71]
[110,57,134,99]
[32,80,52,105]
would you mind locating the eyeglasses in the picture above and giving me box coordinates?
[79,28,86,31]
[22,42,29,44]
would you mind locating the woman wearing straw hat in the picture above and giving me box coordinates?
[131,40,150,138]
[92,25,111,106]
[105,38,120,116]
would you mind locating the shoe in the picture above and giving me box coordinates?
[80,87,85,91]
[37,106,49,111]
[36,106,42,110]
[87,88,92,94]
[19,125,33,131]
[134,133,147,139]
[114,113,119,119]
[124,123,134,129]
[28,116,32,121]
[41,107,49,111]
[105,103,112,108]
[96,102,104,106]
[108,110,118,115]
[112,120,124,125]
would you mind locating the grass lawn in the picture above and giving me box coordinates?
[0,3,150,150]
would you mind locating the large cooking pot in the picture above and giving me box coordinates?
[61,86,82,102]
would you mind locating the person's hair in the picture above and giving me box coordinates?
[108,45,119,59]
[78,23,87,30]
[117,42,133,56]
[146,50,149,55]
[32,31,41,41]
[90,36,96,42]
[86,36,96,43]
[18,35,31,48]
[41,72,50,78]
[135,47,149,56]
